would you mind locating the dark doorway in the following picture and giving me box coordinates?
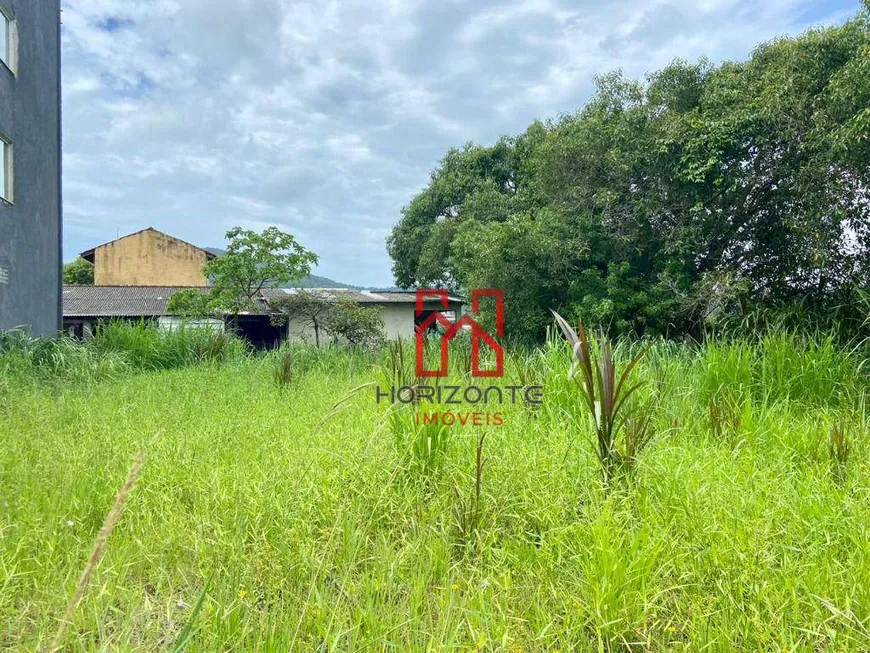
[229,316,285,350]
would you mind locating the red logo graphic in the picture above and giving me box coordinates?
[415,289,504,378]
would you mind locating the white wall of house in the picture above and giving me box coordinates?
[285,303,416,344]
[158,316,225,332]
[285,314,328,345]
[382,304,418,339]
[285,302,461,345]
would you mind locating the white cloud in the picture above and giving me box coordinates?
[457,0,574,45]
[61,0,862,286]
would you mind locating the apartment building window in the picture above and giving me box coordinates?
[0,136,11,203]
[0,4,14,73]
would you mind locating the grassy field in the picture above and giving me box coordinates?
[1,326,869,651]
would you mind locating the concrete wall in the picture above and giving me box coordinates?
[0,0,61,335]
[95,229,210,286]
[382,304,418,340]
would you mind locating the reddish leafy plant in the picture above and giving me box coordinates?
[552,311,652,484]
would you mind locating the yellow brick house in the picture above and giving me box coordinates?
[79,227,216,287]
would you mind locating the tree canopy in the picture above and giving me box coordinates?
[388,9,870,340]
[269,290,334,347]
[167,227,318,318]
[205,227,318,314]
[63,258,94,285]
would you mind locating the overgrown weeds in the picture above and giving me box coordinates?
[381,337,419,389]
[3,323,870,650]
[621,395,654,473]
[193,331,235,362]
[700,331,861,407]
[0,330,131,384]
[708,392,745,441]
[93,320,245,370]
[50,451,146,652]
[0,322,245,386]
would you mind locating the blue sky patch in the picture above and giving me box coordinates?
[97,16,135,33]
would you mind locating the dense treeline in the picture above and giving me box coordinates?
[388,7,870,340]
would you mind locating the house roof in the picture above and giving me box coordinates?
[261,288,464,305]
[63,286,462,318]
[63,286,210,318]
[79,227,218,264]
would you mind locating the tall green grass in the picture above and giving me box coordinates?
[91,320,247,370]
[0,321,246,381]
[0,330,131,386]
[699,330,862,407]
[1,325,868,650]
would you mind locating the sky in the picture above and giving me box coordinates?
[61,0,861,287]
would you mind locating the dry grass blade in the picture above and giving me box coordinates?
[312,382,376,435]
[829,420,852,483]
[454,432,487,553]
[50,451,146,652]
[273,347,294,387]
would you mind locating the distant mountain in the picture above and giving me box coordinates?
[204,248,358,289]
[294,274,358,289]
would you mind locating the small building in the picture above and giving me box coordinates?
[79,228,217,287]
[62,285,463,349]
[266,288,463,345]
[0,1,63,336]
[62,285,221,340]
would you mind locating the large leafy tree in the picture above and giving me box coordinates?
[387,125,546,290]
[165,288,219,318]
[388,7,870,339]
[670,20,870,312]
